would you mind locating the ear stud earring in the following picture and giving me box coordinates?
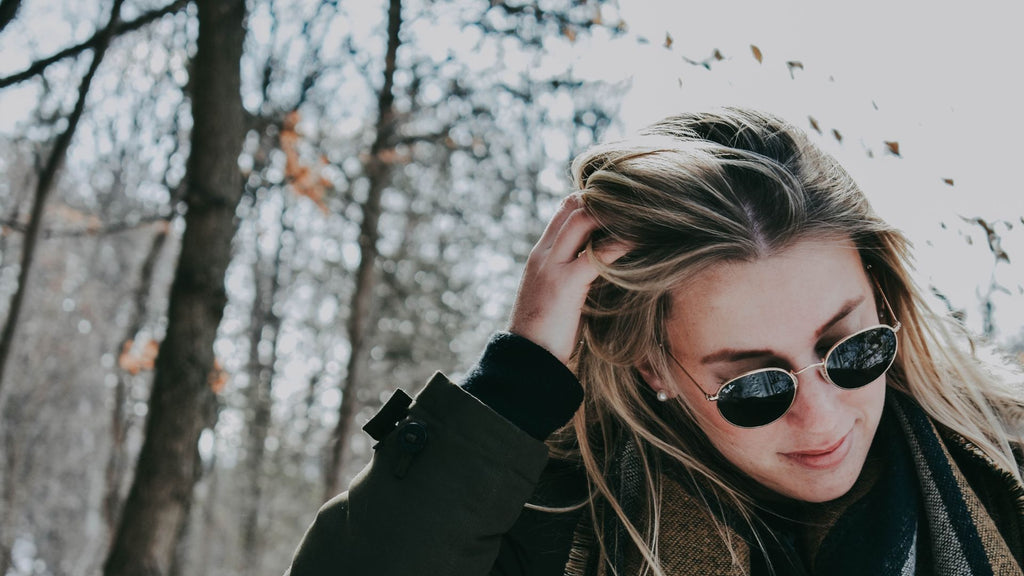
[657,390,669,402]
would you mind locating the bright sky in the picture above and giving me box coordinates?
[573,0,1024,343]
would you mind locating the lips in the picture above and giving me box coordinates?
[782,432,852,469]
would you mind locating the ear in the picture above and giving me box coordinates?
[636,360,663,392]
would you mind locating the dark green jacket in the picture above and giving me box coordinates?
[285,372,585,575]
[285,373,1024,575]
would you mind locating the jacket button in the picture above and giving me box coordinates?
[397,420,427,454]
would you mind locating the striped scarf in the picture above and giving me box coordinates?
[567,392,1024,575]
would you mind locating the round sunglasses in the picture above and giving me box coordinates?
[667,287,901,428]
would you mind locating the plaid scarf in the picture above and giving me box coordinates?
[567,393,1024,575]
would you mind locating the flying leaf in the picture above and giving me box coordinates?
[832,129,843,143]
[563,25,577,42]
[963,217,1011,263]
[664,32,673,49]
[786,60,803,78]
[712,48,724,60]
[884,141,901,157]
[808,116,821,134]
[943,178,954,186]
[750,44,763,63]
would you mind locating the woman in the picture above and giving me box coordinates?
[286,108,1024,575]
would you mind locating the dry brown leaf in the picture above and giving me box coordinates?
[117,340,136,374]
[283,110,300,132]
[943,178,954,186]
[563,25,577,42]
[52,204,103,232]
[208,359,228,394]
[808,116,821,134]
[280,109,331,214]
[884,141,901,156]
[712,48,724,61]
[832,129,843,143]
[751,44,763,63]
[664,32,673,49]
[119,339,160,375]
[377,148,408,164]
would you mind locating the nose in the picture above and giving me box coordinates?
[784,361,842,430]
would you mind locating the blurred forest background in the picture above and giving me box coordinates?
[0,0,1020,575]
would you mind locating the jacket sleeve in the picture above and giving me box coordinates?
[284,372,564,576]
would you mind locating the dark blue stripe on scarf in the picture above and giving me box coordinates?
[893,393,994,575]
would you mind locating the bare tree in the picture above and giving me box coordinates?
[240,196,287,575]
[102,0,247,572]
[0,0,189,89]
[104,222,171,537]
[0,0,125,398]
[323,0,404,500]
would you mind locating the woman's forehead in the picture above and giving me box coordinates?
[666,239,871,353]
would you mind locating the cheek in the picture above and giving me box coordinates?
[692,409,784,472]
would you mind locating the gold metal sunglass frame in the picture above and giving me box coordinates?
[665,275,902,427]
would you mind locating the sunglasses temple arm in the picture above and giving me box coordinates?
[663,346,718,401]
[868,270,902,332]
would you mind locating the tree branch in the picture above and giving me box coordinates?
[0,212,172,239]
[0,0,22,33]
[0,0,189,89]
[0,0,125,397]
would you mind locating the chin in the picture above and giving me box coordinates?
[788,478,858,503]
[770,457,865,503]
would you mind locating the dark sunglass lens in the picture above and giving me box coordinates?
[717,370,796,427]
[826,327,897,389]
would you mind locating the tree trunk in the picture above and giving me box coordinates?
[323,0,403,501]
[0,0,124,399]
[102,0,246,572]
[195,437,220,575]
[240,200,286,575]
[104,223,170,539]
[0,427,17,576]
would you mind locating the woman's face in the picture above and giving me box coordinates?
[658,237,887,503]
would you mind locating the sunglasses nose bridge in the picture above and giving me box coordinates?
[791,360,826,380]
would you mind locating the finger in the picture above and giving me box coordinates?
[549,207,600,263]
[535,194,583,251]
[591,241,631,266]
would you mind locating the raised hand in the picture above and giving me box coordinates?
[507,194,627,365]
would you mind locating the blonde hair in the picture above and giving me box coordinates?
[558,108,1024,574]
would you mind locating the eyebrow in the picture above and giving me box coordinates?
[698,295,866,365]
